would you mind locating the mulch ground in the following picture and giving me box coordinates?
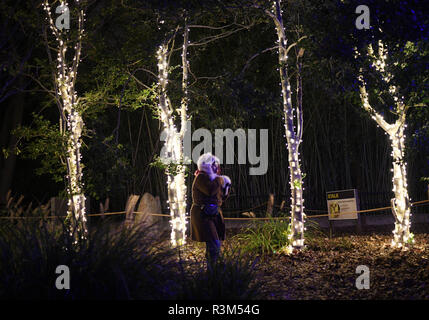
[180,232,429,300]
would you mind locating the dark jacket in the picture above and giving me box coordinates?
[190,173,227,242]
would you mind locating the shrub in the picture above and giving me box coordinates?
[233,217,322,255]
[0,218,180,299]
[232,218,292,255]
[0,195,261,300]
[178,246,262,300]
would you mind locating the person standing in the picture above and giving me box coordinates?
[190,153,231,265]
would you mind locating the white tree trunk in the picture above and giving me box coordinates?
[357,41,413,248]
[65,109,87,239]
[389,125,412,247]
[156,24,190,247]
[269,0,305,249]
[43,1,87,240]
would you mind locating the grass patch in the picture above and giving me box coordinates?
[232,218,292,255]
[177,245,263,300]
[232,217,322,255]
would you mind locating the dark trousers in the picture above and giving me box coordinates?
[205,239,221,264]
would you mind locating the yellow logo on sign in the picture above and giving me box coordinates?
[328,193,339,199]
[329,202,340,218]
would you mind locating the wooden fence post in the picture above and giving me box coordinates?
[124,195,140,228]
[266,193,274,217]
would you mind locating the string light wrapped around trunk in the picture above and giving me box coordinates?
[156,25,190,247]
[43,1,88,242]
[355,41,413,249]
[267,0,306,251]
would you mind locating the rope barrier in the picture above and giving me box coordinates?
[304,199,429,219]
[1,199,428,221]
[86,211,126,217]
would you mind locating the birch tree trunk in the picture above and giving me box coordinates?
[267,0,305,250]
[356,41,413,249]
[156,25,189,247]
[43,1,87,241]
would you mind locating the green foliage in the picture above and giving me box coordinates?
[293,173,307,189]
[4,0,428,213]
[82,134,134,201]
[233,218,292,255]
[234,217,322,255]
[10,113,67,183]
[150,155,190,177]
[407,233,415,245]
[81,62,158,118]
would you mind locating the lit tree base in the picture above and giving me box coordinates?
[391,221,414,250]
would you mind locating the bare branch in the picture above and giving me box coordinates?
[128,73,156,90]
[285,36,307,55]
[189,24,251,47]
[239,46,278,77]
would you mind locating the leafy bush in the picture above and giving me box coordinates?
[0,218,262,299]
[0,195,261,300]
[178,247,262,300]
[233,218,292,255]
[10,113,68,183]
[233,217,322,255]
[0,219,180,299]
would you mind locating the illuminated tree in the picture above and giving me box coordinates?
[156,25,190,247]
[42,0,87,240]
[262,0,306,250]
[155,16,250,247]
[356,40,414,249]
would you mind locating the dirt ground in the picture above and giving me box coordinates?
[180,231,429,300]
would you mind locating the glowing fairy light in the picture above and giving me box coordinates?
[355,41,413,249]
[269,0,306,251]
[156,24,190,247]
[43,1,88,241]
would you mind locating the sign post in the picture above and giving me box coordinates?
[326,189,361,235]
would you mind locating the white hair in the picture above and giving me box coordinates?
[197,152,219,172]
